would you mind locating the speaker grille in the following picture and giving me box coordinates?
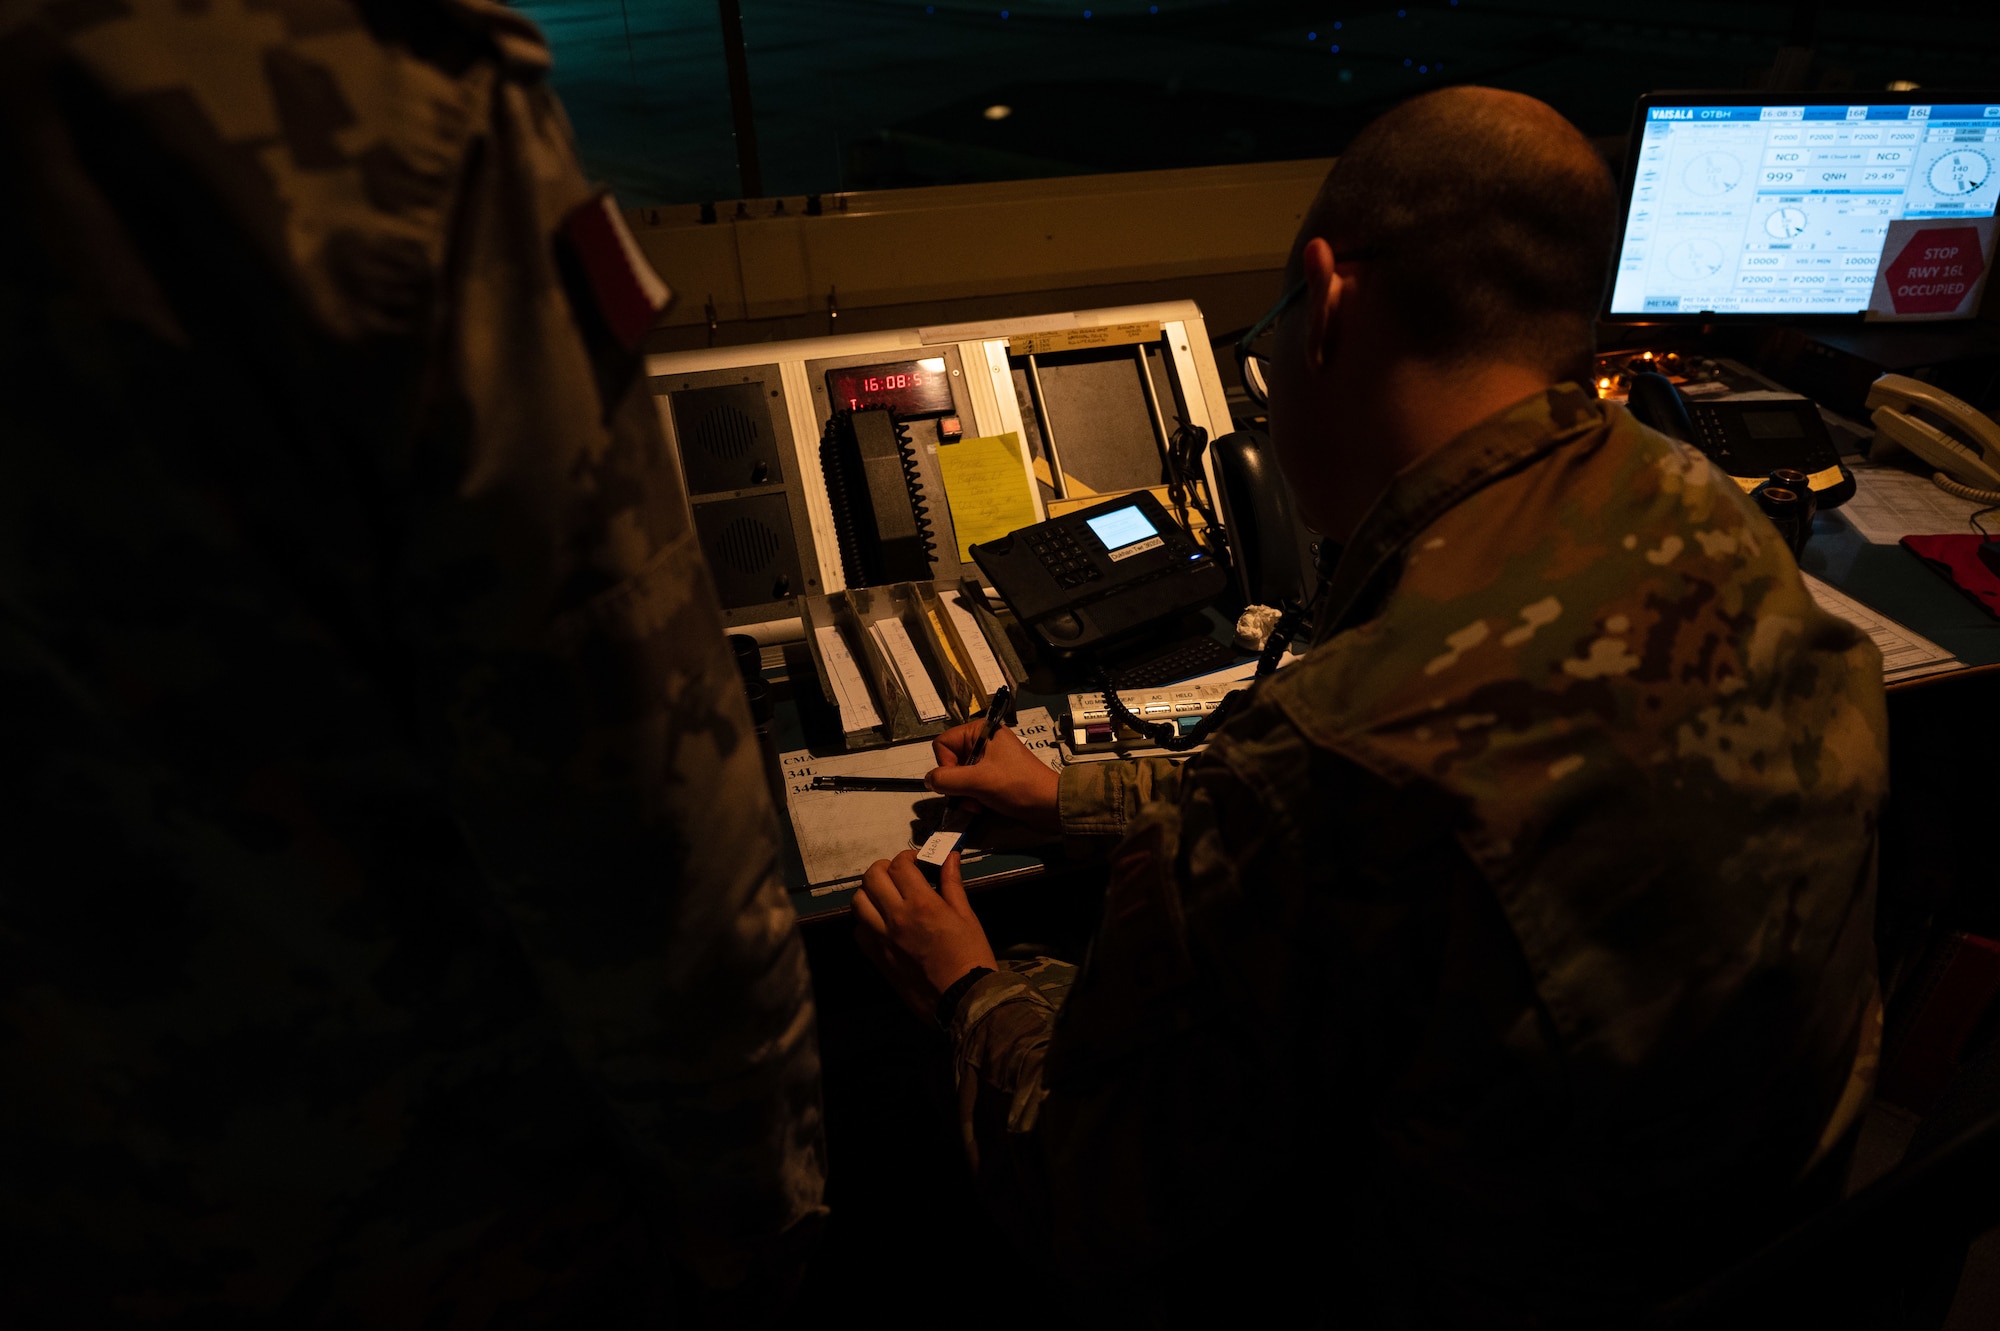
[691,405,755,460]
[669,382,783,494]
[718,516,782,573]
[692,493,803,611]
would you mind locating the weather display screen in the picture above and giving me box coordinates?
[1085,505,1158,551]
[1609,101,2000,316]
[825,357,955,415]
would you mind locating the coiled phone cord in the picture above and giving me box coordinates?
[1164,420,1226,558]
[1928,472,2000,537]
[1093,583,1323,754]
[1932,471,2000,507]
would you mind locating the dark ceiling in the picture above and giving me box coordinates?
[516,0,2000,205]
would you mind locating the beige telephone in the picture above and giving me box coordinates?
[1865,374,2000,505]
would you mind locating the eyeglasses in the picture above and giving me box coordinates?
[1233,251,1376,409]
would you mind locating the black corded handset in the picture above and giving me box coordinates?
[819,408,937,587]
[1624,372,1701,444]
[1209,427,1311,606]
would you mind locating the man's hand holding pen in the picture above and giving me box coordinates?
[923,723,1061,834]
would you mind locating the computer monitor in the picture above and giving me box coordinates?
[1605,91,1999,322]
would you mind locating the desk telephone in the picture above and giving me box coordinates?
[1625,371,1856,507]
[1865,374,2000,506]
[970,489,1227,656]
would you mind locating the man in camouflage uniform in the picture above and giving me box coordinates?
[0,1,821,1324]
[854,88,1885,1323]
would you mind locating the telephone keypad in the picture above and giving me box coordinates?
[1691,406,1730,456]
[1026,526,1105,589]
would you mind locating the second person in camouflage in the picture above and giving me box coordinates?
[0,1,823,1323]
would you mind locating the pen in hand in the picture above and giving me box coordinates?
[962,683,1013,768]
[917,684,1012,870]
[810,775,932,793]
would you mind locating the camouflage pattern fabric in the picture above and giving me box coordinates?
[950,386,1886,1324]
[0,1,822,1324]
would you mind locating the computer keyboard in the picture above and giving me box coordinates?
[1103,634,1240,690]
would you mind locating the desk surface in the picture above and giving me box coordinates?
[1802,502,2000,669]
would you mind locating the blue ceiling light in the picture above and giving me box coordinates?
[1330,43,1340,52]
[1308,30,1316,39]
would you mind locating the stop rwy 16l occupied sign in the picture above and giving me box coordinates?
[1869,217,1996,321]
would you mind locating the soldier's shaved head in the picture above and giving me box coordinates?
[1290,87,1618,379]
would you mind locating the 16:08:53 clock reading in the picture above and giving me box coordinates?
[825,356,954,416]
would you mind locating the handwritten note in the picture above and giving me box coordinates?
[814,624,881,731]
[869,617,949,722]
[942,594,1010,697]
[936,432,1039,562]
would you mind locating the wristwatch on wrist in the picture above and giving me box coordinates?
[934,965,996,1031]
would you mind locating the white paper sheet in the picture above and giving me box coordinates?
[1802,574,1964,685]
[813,624,881,731]
[942,594,1010,696]
[784,707,1062,890]
[1832,459,1990,545]
[868,618,949,722]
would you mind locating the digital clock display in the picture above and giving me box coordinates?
[826,357,955,416]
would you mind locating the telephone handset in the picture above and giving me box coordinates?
[819,408,937,587]
[1865,374,2000,505]
[1209,428,1315,608]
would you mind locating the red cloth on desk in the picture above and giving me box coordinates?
[1901,534,2000,621]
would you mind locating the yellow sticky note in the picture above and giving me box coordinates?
[936,432,1039,563]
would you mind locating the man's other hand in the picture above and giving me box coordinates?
[928,724,1061,834]
[852,850,998,1023]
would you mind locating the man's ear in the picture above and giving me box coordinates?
[1301,237,1344,375]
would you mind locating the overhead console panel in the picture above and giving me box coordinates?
[647,301,1238,642]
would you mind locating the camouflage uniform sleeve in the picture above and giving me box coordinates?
[956,687,1501,1292]
[1057,756,1184,840]
[954,734,1269,1251]
[397,32,826,1294]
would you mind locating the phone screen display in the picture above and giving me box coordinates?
[1743,410,1806,439]
[1085,505,1157,551]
